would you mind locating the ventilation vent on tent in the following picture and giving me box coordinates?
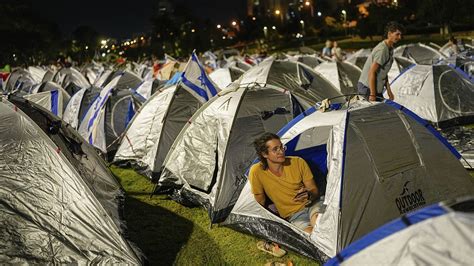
[350,108,422,182]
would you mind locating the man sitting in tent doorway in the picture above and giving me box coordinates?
[249,132,322,234]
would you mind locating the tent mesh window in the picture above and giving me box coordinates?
[434,66,474,114]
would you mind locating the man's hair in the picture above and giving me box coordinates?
[384,21,404,38]
[253,132,280,170]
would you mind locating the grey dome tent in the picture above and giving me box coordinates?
[157,58,344,223]
[325,197,474,266]
[93,69,114,87]
[6,96,125,232]
[388,64,474,127]
[209,67,245,89]
[63,86,102,129]
[78,71,143,159]
[287,54,326,69]
[0,99,142,264]
[27,66,52,84]
[4,68,35,94]
[314,61,361,95]
[21,81,71,117]
[113,52,220,178]
[345,49,371,70]
[394,43,446,65]
[52,67,91,96]
[134,78,166,100]
[224,100,474,262]
[387,56,416,83]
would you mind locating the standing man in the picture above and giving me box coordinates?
[358,21,404,101]
[249,133,322,234]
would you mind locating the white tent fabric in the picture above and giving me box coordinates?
[388,64,474,125]
[0,100,141,264]
[114,85,176,172]
[135,79,157,99]
[209,68,233,89]
[314,61,361,95]
[344,49,371,69]
[63,87,88,128]
[114,53,219,175]
[159,83,295,222]
[78,78,118,153]
[209,67,244,89]
[394,43,447,65]
[78,72,143,156]
[22,89,68,117]
[325,199,474,266]
[27,66,47,83]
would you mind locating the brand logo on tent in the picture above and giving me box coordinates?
[395,181,426,214]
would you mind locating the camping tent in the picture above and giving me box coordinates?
[3,68,36,93]
[325,197,474,265]
[394,43,446,65]
[157,59,345,223]
[388,64,474,127]
[224,100,474,262]
[27,66,51,84]
[209,67,245,89]
[63,86,102,129]
[134,78,166,100]
[387,56,416,83]
[52,67,91,96]
[345,49,372,70]
[113,52,219,178]
[78,71,143,159]
[7,96,126,231]
[0,99,142,264]
[315,61,361,95]
[22,89,69,117]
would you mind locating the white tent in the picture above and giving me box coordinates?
[394,43,447,65]
[209,67,245,89]
[78,72,143,157]
[113,52,220,177]
[325,198,474,266]
[0,99,142,264]
[224,100,474,262]
[315,61,361,95]
[388,64,474,126]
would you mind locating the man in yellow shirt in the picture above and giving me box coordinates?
[249,132,321,234]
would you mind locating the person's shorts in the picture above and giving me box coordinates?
[287,198,324,230]
[357,82,383,100]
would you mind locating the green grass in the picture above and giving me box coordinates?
[111,165,318,266]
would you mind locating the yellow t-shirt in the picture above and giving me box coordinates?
[248,156,313,219]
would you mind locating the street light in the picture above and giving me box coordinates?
[231,21,237,26]
[317,11,322,17]
[217,24,221,29]
[341,10,347,36]
[305,1,310,6]
[299,20,305,46]
[275,9,280,15]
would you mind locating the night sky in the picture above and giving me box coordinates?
[32,0,246,39]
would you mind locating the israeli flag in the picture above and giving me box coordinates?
[180,51,219,103]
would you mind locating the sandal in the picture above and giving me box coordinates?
[257,241,287,258]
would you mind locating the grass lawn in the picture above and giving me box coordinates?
[111,166,474,265]
[111,165,318,266]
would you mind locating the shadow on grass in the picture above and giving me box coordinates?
[123,196,225,265]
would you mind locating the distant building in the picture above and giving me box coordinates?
[247,0,315,21]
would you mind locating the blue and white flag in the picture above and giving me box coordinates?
[180,52,220,103]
